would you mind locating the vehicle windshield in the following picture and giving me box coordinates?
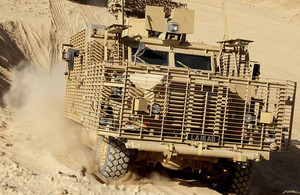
[132,48,169,66]
[175,53,211,70]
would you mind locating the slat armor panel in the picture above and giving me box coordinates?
[64,31,296,152]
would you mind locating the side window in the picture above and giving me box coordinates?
[175,53,211,70]
[132,48,169,66]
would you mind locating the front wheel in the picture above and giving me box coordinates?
[96,136,130,179]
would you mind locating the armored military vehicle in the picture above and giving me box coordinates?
[62,1,296,194]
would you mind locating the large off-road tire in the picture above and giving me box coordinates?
[96,136,130,179]
[229,161,253,195]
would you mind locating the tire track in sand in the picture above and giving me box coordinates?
[49,0,70,29]
[77,3,101,25]
[49,0,71,66]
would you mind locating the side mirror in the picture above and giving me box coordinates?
[62,47,80,71]
[252,63,260,80]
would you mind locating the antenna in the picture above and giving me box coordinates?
[223,2,229,40]
[121,0,124,25]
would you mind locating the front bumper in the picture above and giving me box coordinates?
[126,140,270,162]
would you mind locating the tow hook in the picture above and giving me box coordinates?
[162,143,177,165]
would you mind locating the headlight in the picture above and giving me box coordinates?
[151,103,161,115]
[245,114,253,123]
[167,22,179,33]
[265,138,275,143]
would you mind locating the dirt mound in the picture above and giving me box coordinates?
[0,23,27,105]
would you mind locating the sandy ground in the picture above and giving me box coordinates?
[0,0,299,194]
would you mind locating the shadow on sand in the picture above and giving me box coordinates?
[125,140,300,194]
[67,0,108,7]
[250,139,300,195]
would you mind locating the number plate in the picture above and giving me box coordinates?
[187,134,220,143]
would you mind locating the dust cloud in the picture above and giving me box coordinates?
[3,62,93,168]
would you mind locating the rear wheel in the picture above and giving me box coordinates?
[228,161,253,194]
[96,136,130,179]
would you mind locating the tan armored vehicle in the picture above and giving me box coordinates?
[62,2,296,194]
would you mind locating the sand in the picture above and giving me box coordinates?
[0,0,299,194]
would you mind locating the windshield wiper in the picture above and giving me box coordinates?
[176,60,190,69]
